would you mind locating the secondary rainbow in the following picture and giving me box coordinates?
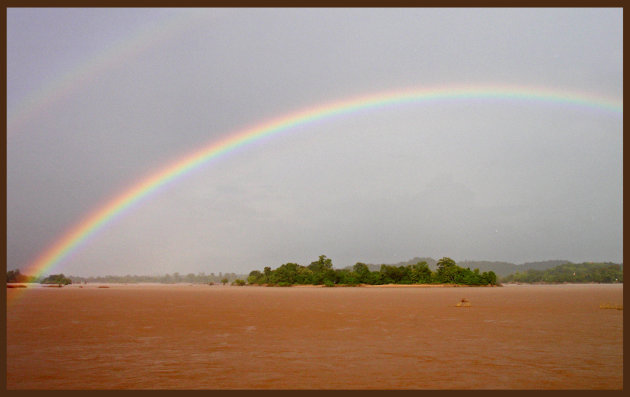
[7,9,209,135]
[17,84,623,286]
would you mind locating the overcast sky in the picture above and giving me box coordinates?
[7,8,623,276]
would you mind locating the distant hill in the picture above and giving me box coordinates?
[502,262,623,283]
[456,261,518,277]
[458,260,572,277]
[361,257,577,278]
[518,260,572,272]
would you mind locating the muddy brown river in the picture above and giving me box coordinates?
[6,283,623,389]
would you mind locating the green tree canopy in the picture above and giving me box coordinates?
[308,255,333,273]
[436,257,458,283]
[40,274,72,285]
[244,255,499,287]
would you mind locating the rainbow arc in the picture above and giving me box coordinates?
[11,85,623,302]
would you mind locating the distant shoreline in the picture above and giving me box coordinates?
[8,282,622,289]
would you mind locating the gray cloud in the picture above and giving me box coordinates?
[7,8,622,276]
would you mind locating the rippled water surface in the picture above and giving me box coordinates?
[7,283,623,389]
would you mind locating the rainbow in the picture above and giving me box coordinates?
[12,84,623,296]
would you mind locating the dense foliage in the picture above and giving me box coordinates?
[351,258,572,277]
[247,255,497,286]
[501,262,623,283]
[8,259,620,287]
[6,269,38,283]
[5,270,71,284]
[40,273,72,285]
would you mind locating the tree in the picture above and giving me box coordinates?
[40,274,72,285]
[7,269,22,283]
[247,270,264,285]
[379,265,410,284]
[221,278,229,285]
[335,269,359,285]
[482,271,497,285]
[353,263,371,283]
[436,257,458,283]
[410,261,432,284]
[307,255,335,285]
[272,263,300,285]
[7,269,35,283]
[263,266,272,283]
[437,257,457,271]
[296,266,314,284]
[399,266,413,284]
[308,255,333,273]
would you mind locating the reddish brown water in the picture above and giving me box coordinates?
[6,284,623,389]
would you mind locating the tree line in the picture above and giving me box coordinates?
[6,269,246,285]
[500,262,623,283]
[7,259,622,287]
[246,255,497,286]
[6,269,37,283]
[69,271,245,284]
[6,270,72,285]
